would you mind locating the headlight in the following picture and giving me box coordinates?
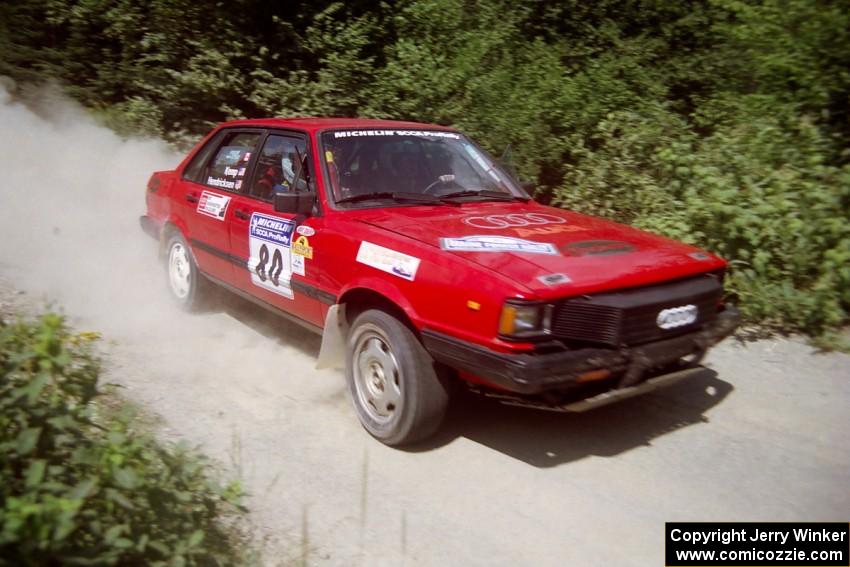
[498,301,552,338]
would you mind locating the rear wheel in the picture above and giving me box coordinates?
[346,309,450,446]
[165,232,212,310]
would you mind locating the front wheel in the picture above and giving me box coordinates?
[346,309,450,446]
[165,232,212,311]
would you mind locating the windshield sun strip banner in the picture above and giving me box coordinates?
[332,129,460,139]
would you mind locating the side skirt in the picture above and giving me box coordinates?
[201,272,324,336]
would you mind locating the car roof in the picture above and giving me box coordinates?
[219,117,458,134]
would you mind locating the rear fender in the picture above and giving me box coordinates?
[160,217,192,260]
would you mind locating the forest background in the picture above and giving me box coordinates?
[2,0,848,340]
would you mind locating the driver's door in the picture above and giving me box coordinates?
[226,131,323,327]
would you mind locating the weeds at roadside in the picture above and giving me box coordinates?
[0,311,262,566]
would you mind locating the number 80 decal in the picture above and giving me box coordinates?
[248,212,295,299]
[255,243,284,286]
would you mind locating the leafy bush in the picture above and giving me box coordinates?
[1,0,849,336]
[0,313,255,566]
[553,100,850,333]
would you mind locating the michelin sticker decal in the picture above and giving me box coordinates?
[356,241,420,281]
[248,213,296,299]
[334,130,459,139]
[196,191,231,220]
[440,236,558,255]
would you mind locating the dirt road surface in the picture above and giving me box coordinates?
[1,85,848,566]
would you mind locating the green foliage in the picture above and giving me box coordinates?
[0,313,255,566]
[1,0,849,336]
[553,101,850,332]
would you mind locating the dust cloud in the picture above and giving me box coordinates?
[0,78,327,354]
[0,80,347,561]
[0,80,183,335]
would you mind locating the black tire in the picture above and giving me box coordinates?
[164,232,213,311]
[345,309,450,446]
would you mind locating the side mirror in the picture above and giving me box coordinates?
[520,180,536,192]
[273,191,315,215]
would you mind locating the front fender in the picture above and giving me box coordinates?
[337,276,424,329]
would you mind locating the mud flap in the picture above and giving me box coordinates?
[317,304,348,370]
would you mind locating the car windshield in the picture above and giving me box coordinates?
[321,129,526,206]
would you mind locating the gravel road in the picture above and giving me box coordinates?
[1,83,848,566]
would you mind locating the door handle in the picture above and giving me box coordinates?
[185,193,199,203]
[234,209,250,220]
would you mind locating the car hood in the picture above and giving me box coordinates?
[352,201,726,298]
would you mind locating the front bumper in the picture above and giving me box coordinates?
[421,306,740,395]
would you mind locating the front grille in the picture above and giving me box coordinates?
[551,274,722,347]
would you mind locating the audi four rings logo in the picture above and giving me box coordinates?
[462,213,567,229]
[656,305,698,330]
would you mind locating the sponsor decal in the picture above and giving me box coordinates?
[515,224,586,237]
[656,305,698,330]
[224,166,239,177]
[537,273,572,286]
[242,151,252,162]
[248,213,296,299]
[291,254,305,276]
[462,212,567,230]
[296,225,316,237]
[250,214,294,246]
[440,235,558,255]
[688,251,711,261]
[206,176,236,190]
[356,241,420,281]
[238,167,246,177]
[234,180,243,190]
[334,129,460,139]
[562,240,635,257]
[196,191,231,220]
[292,236,314,259]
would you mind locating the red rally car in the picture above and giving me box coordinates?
[140,118,739,446]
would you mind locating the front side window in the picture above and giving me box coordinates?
[203,132,261,192]
[249,134,309,201]
[320,129,525,206]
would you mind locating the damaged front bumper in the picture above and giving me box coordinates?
[421,306,740,397]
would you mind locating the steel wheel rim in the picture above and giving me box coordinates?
[352,323,402,424]
[168,242,191,299]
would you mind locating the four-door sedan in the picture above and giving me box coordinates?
[140,118,739,446]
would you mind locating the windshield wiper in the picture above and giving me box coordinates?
[336,191,442,205]
[438,189,528,202]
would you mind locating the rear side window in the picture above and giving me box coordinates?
[182,132,223,182]
[202,132,261,192]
